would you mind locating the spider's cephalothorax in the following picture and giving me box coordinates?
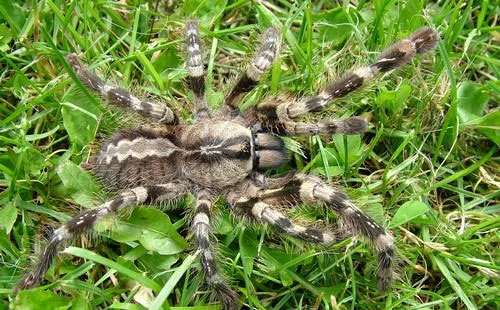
[17,20,438,309]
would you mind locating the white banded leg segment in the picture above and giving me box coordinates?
[295,174,395,291]
[185,21,204,78]
[185,21,208,116]
[236,199,340,245]
[281,117,368,136]
[16,183,187,292]
[285,27,438,118]
[192,190,238,310]
[66,54,177,124]
[225,28,280,108]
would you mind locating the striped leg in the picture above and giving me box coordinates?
[67,54,178,124]
[255,27,438,135]
[295,174,394,291]
[234,198,344,246]
[192,190,238,310]
[185,21,209,118]
[249,173,395,291]
[225,28,280,109]
[278,116,368,136]
[16,183,187,292]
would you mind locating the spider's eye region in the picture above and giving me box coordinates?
[197,136,252,160]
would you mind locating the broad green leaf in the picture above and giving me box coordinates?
[0,203,17,234]
[61,88,100,148]
[470,111,500,145]
[56,160,99,205]
[22,147,46,175]
[399,0,425,31]
[313,8,353,45]
[312,165,344,178]
[0,1,26,35]
[239,228,258,275]
[375,83,412,114]
[0,24,13,51]
[152,48,181,74]
[457,82,498,144]
[332,134,364,165]
[390,200,430,227]
[12,290,71,310]
[112,208,189,255]
[458,81,489,124]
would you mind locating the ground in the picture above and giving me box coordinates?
[0,0,499,309]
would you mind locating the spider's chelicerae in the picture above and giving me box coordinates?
[17,21,438,309]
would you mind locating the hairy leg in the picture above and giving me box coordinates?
[247,173,395,291]
[16,183,188,291]
[67,54,178,124]
[233,198,345,246]
[254,27,439,135]
[185,21,209,119]
[225,27,280,109]
[192,190,238,310]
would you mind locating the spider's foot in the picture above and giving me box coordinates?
[15,272,40,293]
[212,280,239,310]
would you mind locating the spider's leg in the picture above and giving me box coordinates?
[192,190,238,310]
[225,27,280,109]
[277,116,368,136]
[233,198,345,246]
[16,182,187,292]
[67,54,178,124]
[185,21,209,119]
[250,173,395,291]
[255,27,439,134]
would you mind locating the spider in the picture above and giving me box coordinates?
[16,20,438,309]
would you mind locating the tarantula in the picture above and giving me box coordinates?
[16,20,438,309]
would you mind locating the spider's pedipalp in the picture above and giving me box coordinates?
[278,27,438,119]
[185,21,209,118]
[66,54,178,124]
[225,27,280,109]
[16,183,188,292]
[192,190,239,310]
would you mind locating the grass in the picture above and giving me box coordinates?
[1,0,499,309]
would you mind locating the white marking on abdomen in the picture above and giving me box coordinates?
[100,137,179,164]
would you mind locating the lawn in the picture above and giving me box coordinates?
[0,0,498,309]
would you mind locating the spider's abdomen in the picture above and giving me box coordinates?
[92,127,182,189]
